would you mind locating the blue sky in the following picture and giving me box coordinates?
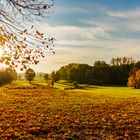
[32,0,140,72]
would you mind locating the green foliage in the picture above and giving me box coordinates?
[0,68,17,86]
[128,69,140,88]
[44,73,49,82]
[25,68,35,83]
[50,71,60,82]
[73,81,79,88]
[94,60,108,68]
[55,57,137,86]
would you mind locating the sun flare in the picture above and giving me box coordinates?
[0,47,9,68]
[0,48,3,58]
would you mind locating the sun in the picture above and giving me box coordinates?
[0,48,6,68]
[0,48,3,58]
[0,46,11,58]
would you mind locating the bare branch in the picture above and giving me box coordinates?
[0,0,55,70]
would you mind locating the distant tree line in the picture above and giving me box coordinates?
[50,57,140,86]
[0,68,17,86]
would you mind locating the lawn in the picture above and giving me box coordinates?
[0,82,140,139]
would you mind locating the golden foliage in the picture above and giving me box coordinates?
[0,26,54,70]
[128,69,140,88]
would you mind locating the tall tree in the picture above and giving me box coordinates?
[110,57,135,66]
[25,68,35,83]
[94,61,108,68]
[44,73,49,82]
[0,0,54,70]
[50,71,60,82]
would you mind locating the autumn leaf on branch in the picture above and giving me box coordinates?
[0,0,55,70]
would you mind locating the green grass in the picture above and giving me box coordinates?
[0,81,140,139]
[76,86,140,98]
[54,82,140,101]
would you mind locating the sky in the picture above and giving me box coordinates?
[32,0,140,73]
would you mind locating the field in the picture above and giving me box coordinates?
[0,81,140,139]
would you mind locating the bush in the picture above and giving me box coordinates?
[47,80,54,88]
[128,69,140,88]
[73,81,79,89]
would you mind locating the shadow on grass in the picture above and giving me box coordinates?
[64,86,99,90]
[31,83,42,86]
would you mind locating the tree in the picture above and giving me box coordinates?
[0,0,54,70]
[94,61,108,68]
[44,73,49,82]
[128,69,140,89]
[5,67,17,81]
[50,71,60,82]
[0,67,17,86]
[110,57,135,66]
[135,61,140,69]
[25,68,35,83]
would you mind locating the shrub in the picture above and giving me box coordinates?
[47,80,54,88]
[128,69,140,88]
[73,81,79,89]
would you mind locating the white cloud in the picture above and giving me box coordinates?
[32,36,140,73]
[105,7,140,31]
[31,8,140,72]
[38,23,108,41]
[54,5,88,15]
[108,8,140,19]
[86,15,140,32]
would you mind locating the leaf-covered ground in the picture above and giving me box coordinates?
[0,85,140,139]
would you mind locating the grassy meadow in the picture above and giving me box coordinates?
[0,79,140,139]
